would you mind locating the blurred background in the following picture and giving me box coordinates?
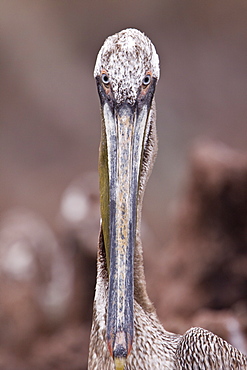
[0,1,247,369]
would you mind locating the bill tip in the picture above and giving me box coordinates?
[114,356,127,370]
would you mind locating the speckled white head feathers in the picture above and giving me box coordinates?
[94,28,160,105]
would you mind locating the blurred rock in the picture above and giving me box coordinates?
[58,171,99,256]
[0,324,89,370]
[29,324,89,370]
[176,140,247,310]
[0,208,73,354]
[148,140,247,350]
[57,172,99,323]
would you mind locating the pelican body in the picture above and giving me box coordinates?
[88,29,247,369]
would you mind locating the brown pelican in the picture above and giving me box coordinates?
[88,28,247,369]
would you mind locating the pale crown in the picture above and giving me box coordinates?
[94,28,160,105]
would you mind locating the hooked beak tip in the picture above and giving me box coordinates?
[108,336,132,370]
[114,356,127,370]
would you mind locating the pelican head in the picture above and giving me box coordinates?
[94,28,160,369]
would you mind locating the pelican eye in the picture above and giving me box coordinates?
[142,74,151,86]
[101,73,110,86]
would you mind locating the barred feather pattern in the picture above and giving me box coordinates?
[176,327,247,369]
